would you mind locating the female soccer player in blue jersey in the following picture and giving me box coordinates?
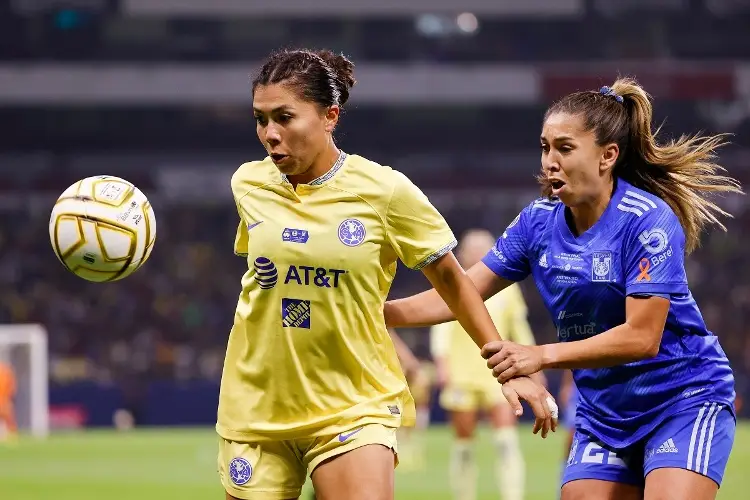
[217,48,554,500]
[385,78,742,500]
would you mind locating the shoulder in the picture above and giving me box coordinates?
[615,184,682,233]
[341,154,405,192]
[230,157,278,199]
[515,197,561,233]
[616,184,673,220]
[614,183,685,254]
[339,154,429,211]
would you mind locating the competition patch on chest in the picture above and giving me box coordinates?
[282,228,309,244]
[281,298,311,328]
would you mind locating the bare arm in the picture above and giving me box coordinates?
[411,252,508,348]
[485,296,670,381]
[540,296,669,369]
[385,258,512,330]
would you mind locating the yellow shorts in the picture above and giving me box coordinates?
[217,423,398,499]
[439,384,508,412]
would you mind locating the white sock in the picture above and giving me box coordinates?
[450,439,477,500]
[416,406,430,429]
[494,427,525,500]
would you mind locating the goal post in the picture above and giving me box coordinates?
[0,324,49,438]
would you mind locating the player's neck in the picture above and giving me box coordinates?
[287,144,341,186]
[569,192,612,236]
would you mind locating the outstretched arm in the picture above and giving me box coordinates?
[385,257,512,332]
[484,296,670,382]
[398,252,557,437]
[415,252,509,348]
[539,295,669,369]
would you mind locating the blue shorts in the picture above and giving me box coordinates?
[563,401,735,488]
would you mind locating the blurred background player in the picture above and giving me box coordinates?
[389,328,434,470]
[0,354,17,443]
[430,229,544,500]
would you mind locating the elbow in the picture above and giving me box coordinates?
[634,331,661,360]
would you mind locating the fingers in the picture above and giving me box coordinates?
[524,392,549,436]
[502,388,523,417]
[496,369,518,385]
[546,394,559,435]
[481,341,505,360]
[528,390,558,439]
[486,346,509,370]
[491,358,514,379]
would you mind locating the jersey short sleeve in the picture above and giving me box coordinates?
[481,205,532,282]
[624,205,688,296]
[385,172,457,270]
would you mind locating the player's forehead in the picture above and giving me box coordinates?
[252,82,306,113]
[541,112,590,142]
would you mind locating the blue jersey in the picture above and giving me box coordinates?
[482,178,735,448]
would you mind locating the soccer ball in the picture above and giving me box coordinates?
[49,175,157,282]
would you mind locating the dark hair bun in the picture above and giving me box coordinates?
[314,50,356,105]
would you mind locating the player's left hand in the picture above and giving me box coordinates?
[481,341,543,383]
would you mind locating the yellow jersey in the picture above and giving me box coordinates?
[430,284,534,389]
[217,152,457,442]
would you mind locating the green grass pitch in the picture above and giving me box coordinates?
[0,423,747,499]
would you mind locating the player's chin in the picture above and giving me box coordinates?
[555,188,580,206]
[275,158,297,174]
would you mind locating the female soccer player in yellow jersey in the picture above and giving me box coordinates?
[216,48,557,500]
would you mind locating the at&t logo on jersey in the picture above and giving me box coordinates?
[253,257,278,289]
[284,265,346,288]
[251,258,346,290]
[338,218,366,246]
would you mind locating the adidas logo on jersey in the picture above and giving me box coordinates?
[656,438,679,454]
[539,253,549,268]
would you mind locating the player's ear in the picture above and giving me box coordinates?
[324,105,340,133]
[599,142,619,174]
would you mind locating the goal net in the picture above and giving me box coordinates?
[0,324,49,438]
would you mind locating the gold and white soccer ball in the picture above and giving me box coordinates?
[49,175,157,282]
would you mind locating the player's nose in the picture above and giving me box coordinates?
[542,158,560,173]
[264,123,282,146]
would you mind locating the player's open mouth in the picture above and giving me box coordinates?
[550,179,566,194]
[270,154,288,164]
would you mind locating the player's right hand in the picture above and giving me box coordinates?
[501,376,558,438]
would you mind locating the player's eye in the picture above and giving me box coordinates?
[559,145,573,153]
[277,114,293,123]
[254,115,266,125]
[540,144,550,153]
